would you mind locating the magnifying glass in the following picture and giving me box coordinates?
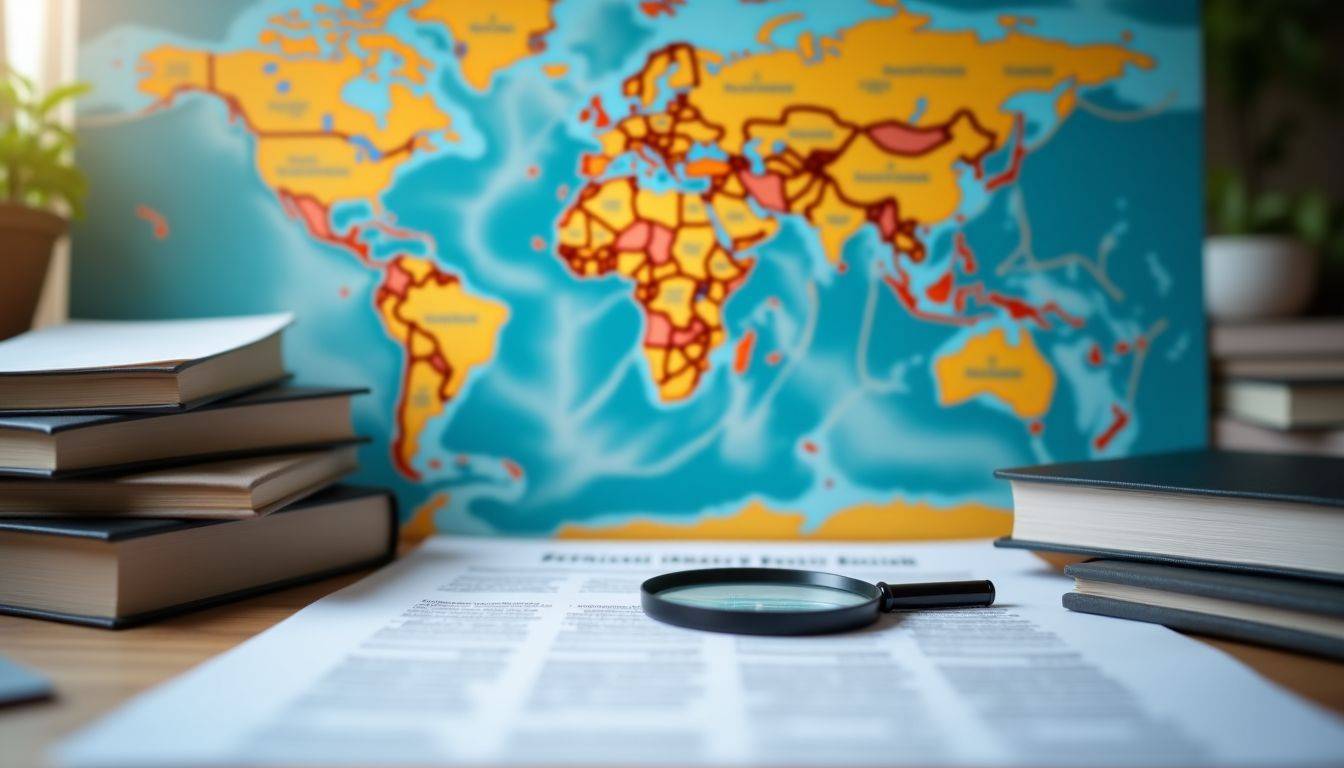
[641,567,994,635]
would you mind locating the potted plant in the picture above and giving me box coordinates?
[0,68,88,340]
[1205,178,1341,320]
[1203,0,1342,321]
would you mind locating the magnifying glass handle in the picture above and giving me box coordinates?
[876,580,995,611]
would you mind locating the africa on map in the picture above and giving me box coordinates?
[72,0,1206,537]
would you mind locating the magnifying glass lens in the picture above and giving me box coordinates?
[655,582,872,612]
[643,568,994,634]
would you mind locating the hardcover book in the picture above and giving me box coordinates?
[995,451,1344,581]
[0,314,291,414]
[0,384,366,478]
[0,485,397,628]
[0,446,359,519]
[1064,560,1344,660]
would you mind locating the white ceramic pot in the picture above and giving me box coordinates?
[1203,235,1318,321]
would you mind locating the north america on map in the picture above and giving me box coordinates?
[73,0,1205,537]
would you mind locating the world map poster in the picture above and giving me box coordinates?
[71,0,1205,538]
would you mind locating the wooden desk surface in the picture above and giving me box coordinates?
[2,565,1343,768]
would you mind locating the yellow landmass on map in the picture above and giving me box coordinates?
[827,112,992,223]
[259,28,321,56]
[807,179,866,264]
[609,10,1147,241]
[744,107,852,161]
[757,12,805,48]
[358,33,431,84]
[139,50,453,203]
[142,47,357,134]
[932,327,1055,418]
[711,192,777,248]
[409,0,555,91]
[137,45,210,98]
[624,44,704,107]
[670,10,1151,155]
[558,178,753,401]
[376,256,508,478]
[402,492,449,543]
[557,499,1011,540]
[256,136,406,206]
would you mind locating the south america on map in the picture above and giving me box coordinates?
[72,0,1205,537]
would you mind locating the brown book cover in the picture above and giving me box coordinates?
[0,446,359,518]
[1210,318,1344,359]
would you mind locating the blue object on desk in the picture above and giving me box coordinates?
[0,654,53,707]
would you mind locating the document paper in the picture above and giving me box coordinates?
[58,538,1344,766]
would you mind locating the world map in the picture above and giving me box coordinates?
[72,0,1205,537]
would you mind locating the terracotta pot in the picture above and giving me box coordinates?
[0,203,67,341]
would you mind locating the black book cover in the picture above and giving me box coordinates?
[0,484,400,629]
[994,449,1344,509]
[1062,594,1344,661]
[1065,560,1344,616]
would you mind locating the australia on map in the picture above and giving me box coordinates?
[72,0,1206,537]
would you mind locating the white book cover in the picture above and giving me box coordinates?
[0,314,292,374]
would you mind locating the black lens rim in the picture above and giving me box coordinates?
[640,567,881,635]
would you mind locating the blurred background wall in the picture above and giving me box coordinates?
[1204,0,1344,313]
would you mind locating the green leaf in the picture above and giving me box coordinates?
[0,75,88,214]
[36,82,90,116]
[0,126,21,161]
[26,160,87,217]
[0,80,19,111]
[4,68,35,97]
[46,122,76,143]
[1294,190,1332,246]
[1207,168,1249,234]
[1250,190,1293,233]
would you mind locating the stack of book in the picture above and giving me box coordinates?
[1210,318,1344,456]
[995,450,1344,659]
[0,314,397,628]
